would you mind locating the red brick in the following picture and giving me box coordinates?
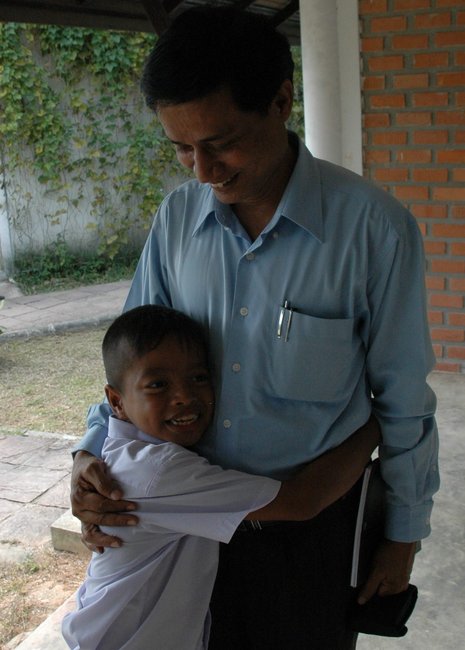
[452,206,465,219]
[431,326,465,340]
[360,0,388,12]
[437,0,465,6]
[414,12,452,29]
[368,56,404,71]
[365,150,391,164]
[455,52,465,65]
[428,310,444,324]
[413,168,448,183]
[370,94,406,108]
[451,243,465,255]
[458,11,465,24]
[394,0,430,9]
[437,149,465,163]
[432,224,465,239]
[374,168,409,182]
[450,279,465,292]
[395,185,429,200]
[364,113,391,127]
[373,131,408,145]
[435,31,465,47]
[436,111,465,125]
[362,37,385,52]
[394,74,429,89]
[456,92,465,105]
[437,72,465,86]
[449,313,465,326]
[433,187,465,202]
[392,34,429,49]
[435,361,461,372]
[396,149,432,163]
[446,347,465,360]
[414,52,449,67]
[429,293,463,309]
[371,16,407,32]
[413,129,449,144]
[411,204,448,218]
[424,241,447,254]
[396,112,432,126]
[363,76,386,90]
[426,276,447,289]
[412,92,449,107]
[433,344,443,358]
[431,259,465,273]
[456,131,465,143]
[418,222,427,236]
[453,168,465,182]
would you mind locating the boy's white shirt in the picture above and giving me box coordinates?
[62,416,280,650]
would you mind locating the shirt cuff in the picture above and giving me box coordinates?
[72,423,108,459]
[384,501,434,542]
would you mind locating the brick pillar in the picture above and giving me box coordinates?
[360,0,465,372]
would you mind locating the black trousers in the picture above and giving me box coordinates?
[209,482,360,650]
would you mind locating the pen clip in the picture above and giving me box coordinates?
[277,300,289,338]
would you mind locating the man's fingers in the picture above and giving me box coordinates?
[81,522,124,552]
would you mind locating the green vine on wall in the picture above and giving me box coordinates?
[0,24,304,261]
[0,23,177,259]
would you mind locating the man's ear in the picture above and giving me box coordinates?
[271,78,294,121]
[105,384,127,420]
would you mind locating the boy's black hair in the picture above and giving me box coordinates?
[140,6,294,114]
[102,305,208,390]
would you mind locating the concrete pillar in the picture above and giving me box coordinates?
[299,0,362,174]
[0,184,14,279]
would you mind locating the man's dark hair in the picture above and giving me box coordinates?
[140,6,294,114]
[102,305,208,390]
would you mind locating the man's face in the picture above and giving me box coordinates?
[109,336,214,447]
[157,83,293,218]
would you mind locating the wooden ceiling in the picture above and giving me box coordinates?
[0,1,301,43]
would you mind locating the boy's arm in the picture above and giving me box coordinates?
[246,415,380,521]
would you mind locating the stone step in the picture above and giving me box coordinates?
[50,508,89,556]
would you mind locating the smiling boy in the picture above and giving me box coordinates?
[63,305,379,650]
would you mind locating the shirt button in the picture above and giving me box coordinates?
[246,253,255,261]
[239,307,249,316]
[223,419,232,428]
[232,363,241,373]
[273,231,279,239]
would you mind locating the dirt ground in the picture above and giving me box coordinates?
[0,327,105,649]
[0,545,89,649]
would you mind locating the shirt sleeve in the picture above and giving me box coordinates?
[366,207,439,542]
[74,212,172,457]
[124,446,281,543]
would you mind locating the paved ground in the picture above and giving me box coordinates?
[0,279,464,648]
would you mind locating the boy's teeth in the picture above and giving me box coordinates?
[171,415,198,425]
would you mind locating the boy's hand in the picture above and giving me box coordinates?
[357,539,416,604]
[71,451,138,552]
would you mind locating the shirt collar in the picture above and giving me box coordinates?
[191,133,324,242]
[108,415,164,446]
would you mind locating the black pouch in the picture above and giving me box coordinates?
[348,584,418,637]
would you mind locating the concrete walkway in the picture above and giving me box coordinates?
[0,279,464,648]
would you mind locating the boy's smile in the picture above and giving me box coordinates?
[106,335,214,447]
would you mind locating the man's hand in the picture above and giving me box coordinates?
[357,539,417,604]
[71,451,138,553]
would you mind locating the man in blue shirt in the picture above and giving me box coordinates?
[71,7,439,649]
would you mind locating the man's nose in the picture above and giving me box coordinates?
[193,148,222,184]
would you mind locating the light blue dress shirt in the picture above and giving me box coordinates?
[81,135,439,542]
[64,418,279,649]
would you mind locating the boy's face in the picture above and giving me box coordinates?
[106,335,214,447]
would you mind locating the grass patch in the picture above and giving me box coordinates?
[0,327,107,435]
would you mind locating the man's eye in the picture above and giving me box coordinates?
[175,144,192,155]
[192,374,210,384]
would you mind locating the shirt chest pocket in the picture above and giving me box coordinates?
[267,312,360,403]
